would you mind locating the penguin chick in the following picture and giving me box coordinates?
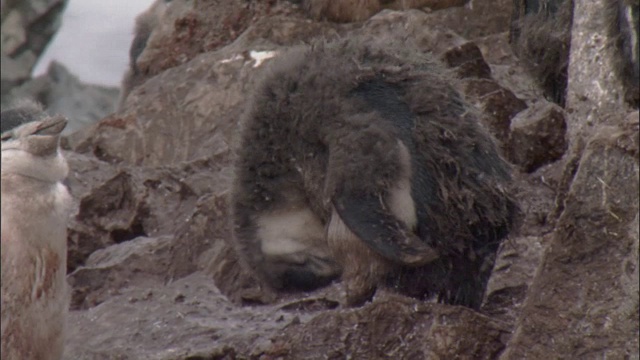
[118,0,172,110]
[232,36,519,308]
[1,103,72,360]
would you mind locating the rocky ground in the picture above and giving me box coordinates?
[3,0,639,359]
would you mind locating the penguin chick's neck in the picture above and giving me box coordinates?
[1,149,68,183]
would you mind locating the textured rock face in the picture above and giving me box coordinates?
[508,101,568,172]
[272,293,509,360]
[502,116,639,359]
[0,0,68,103]
[52,0,639,359]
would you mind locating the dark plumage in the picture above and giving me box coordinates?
[231,37,519,308]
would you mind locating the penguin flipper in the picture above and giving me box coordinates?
[332,192,438,266]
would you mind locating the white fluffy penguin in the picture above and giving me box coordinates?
[231,36,519,308]
[1,102,72,360]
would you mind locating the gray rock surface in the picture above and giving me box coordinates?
[508,101,568,172]
[64,272,302,359]
[69,235,174,310]
[502,115,639,359]
[566,0,630,140]
[65,272,510,360]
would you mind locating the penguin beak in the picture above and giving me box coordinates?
[34,115,67,136]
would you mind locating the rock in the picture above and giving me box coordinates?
[5,61,119,134]
[501,117,640,358]
[0,0,68,103]
[63,274,509,360]
[273,292,509,360]
[508,101,568,172]
[168,191,234,281]
[441,40,493,79]
[422,0,513,39]
[617,0,639,106]
[68,236,174,310]
[461,78,528,143]
[64,152,212,273]
[63,272,304,360]
[64,151,119,272]
[300,0,468,23]
[85,18,343,167]
[129,0,311,98]
[482,235,546,326]
[566,0,635,139]
[482,163,560,327]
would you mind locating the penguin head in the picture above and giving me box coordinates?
[2,114,67,158]
[1,103,69,183]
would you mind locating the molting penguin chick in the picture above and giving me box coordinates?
[1,102,72,360]
[231,37,519,308]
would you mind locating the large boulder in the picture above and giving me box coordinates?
[501,114,639,359]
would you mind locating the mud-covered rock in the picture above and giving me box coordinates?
[508,101,568,172]
[441,41,493,79]
[63,276,509,360]
[64,152,215,273]
[566,0,635,138]
[482,235,546,326]
[423,0,513,39]
[130,0,313,95]
[272,292,509,359]
[68,235,174,310]
[461,78,528,143]
[63,272,304,360]
[299,0,468,23]
[502,117,639,359]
